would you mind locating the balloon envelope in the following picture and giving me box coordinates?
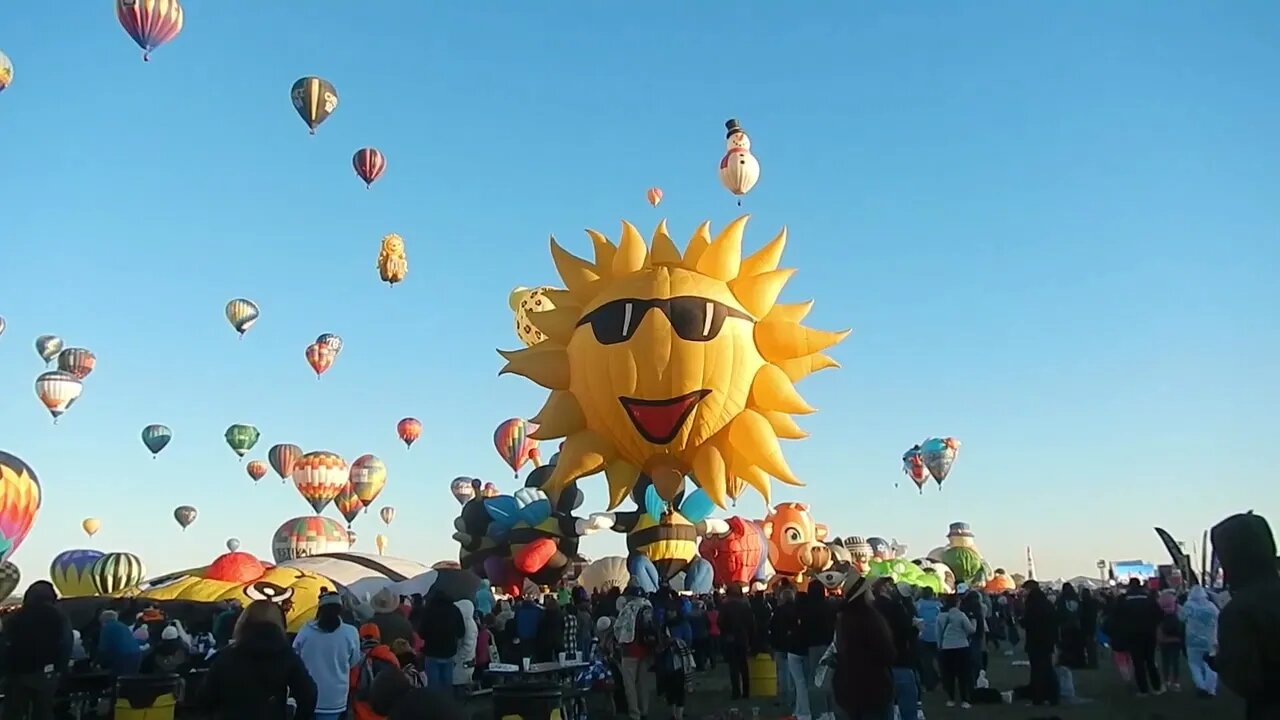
[380,507,395,525]
[0,561,19,600]
[115,0,184,60]
[224,424,260,457]
[82,518,101,537]
[50,549,103,597]
[268,444,303,480]
[272,515,350,563]
[57,348,96,380]
[226,538,241,552]
[35,335,63,365]
[349,455,387,507]
[91,552,146,595]
[141,425,173,456]
[397,418,422,449]
[173,505,198,529]
[292,451,348,513]
[225,298,259,336]
[0,50,11,93]
[0,451,41,563]
[353,147,386,187]
[291,76,339,133]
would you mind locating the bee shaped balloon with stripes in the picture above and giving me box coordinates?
[601,476,722,593]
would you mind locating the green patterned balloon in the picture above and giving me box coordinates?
[224,424,261,458]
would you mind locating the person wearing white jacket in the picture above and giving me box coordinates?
[1178,585,1220,697]
[937,596,977,708]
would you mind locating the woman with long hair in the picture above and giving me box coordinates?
[293,591,362,720]
[200,600,317,719]
[830,573,896,720]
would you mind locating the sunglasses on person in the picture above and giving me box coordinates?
[576,296,754,346]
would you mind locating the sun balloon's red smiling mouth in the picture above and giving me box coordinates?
[619,390,711,445]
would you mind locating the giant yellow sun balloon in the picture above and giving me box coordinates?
[499,215,848,509]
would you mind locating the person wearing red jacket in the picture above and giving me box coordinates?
[350,624,401,720]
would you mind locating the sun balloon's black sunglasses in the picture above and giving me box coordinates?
[575,296,754,346]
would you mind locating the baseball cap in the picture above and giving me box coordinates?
[319,591,342,608]
[360,623,381,641]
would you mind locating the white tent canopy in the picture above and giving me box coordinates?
[279,552,429,601]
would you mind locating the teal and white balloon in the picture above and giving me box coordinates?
[141,424,173,457]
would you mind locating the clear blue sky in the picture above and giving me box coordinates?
[2,2,1276,586]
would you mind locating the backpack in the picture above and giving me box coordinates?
[402,664,427,689]
[615,600,650,645]
[353,655,395,701]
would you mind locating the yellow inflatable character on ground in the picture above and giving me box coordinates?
[134,551,331,632]
[377,233,408,286]
[499,215,848,508]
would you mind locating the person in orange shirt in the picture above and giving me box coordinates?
[350,623,401,720]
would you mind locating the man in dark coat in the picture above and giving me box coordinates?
[1112,578,1164,695]
[1,581,73,720]
[1020,581,1060,706]
[417,594,464,690]
[1211,512,1280,719]
[717,583,756,699]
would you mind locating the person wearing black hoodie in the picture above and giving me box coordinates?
[199,599,317,720]
[1,581,72,720]
[800,579,837,720]
[1111,578,1164,696]
[418,593,465,689]
[769,588,806,718]
[1211,511,1280,719]
[1020,580,1060,706]
[872,580,919,720]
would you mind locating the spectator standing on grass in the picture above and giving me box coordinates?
[874,579,920,720]
[615,584,656,720]
[200,599,317,720]
[1078,588,1100,668]
[1178,585,1219,698]
[915,585,943,691]
[294,592,362,720]
[417,593,464,690]
[801,579,838,720]
[1156,591,1184,692]
[937,594,976,709]
[1021,580,1060,707]
[1112,578,1164,696]
[718,582,756,700]
[1210,511,1280,718]
[830,573,896,720]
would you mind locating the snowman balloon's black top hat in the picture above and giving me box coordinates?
[725,118,746,138]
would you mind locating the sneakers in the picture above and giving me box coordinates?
[1154,687,1167,695]
[945,701,956,708]
[960,702,971,709]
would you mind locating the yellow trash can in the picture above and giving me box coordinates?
[748,653,777,698]
[114,674,179,720]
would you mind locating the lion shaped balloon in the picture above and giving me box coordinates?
[499,216,848,508]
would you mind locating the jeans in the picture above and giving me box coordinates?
[807,646,834,716]
[787,653,811,718]
[314,713,346,720]
[891,667,919,720]
[916,640,939,691]
[3,673,57,720]
[773,651,793,708]
[425,657,454,689]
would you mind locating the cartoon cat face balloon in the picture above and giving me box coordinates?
[499,216,847,508]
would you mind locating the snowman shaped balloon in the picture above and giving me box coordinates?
[719,118,760,205]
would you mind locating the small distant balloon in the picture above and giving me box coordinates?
[225,299,259,337]
[646,187,663,207]
[305,342,335,377]
[0,315,6,338]
[173,505,197,530]
[380,507,395,525]
[291,76,339,134]
[268,443,303,482]
[352,148,386,188]
[0,50,12,93]
[141,424,172,458]
[246,460,268,483]
[901,445,931,494]
[397,418,422,449]
[347,529,358,545]
[919,437,961,487]
[224,424,260,458]
[375,533,389,556]
[115,0,184,61]
[226,538,241,552]
[82,517,101,538]
[57,348,96,380]
[35,371,82,423]
[719,118,761,205]
[493,418,540,477]
[315,333,343,355]
[450,477,477,505]
[35,335,63,365]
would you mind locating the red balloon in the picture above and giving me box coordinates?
[352,147,386,188]
[698,516,766,586]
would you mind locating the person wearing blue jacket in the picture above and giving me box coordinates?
[293,592,362,720]
[914,586,943,691]
[95,609,143,676]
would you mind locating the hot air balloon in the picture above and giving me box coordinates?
[57,347,96,380]
[35,371,82,422]
[35,335,62,366]
[901,445,931,493]
[139,424,173,458]
[91,552,146,595]
[397,418,422,449]
[224,424,260,458]
[349,455,387,508]
[292,451,348,513]
[246,460,269,483]
[225,298,259,337]
[920,437,961,488]
[115,0,184,61]
[0,50,11,94]
[493,418,540,477]
[82,518,101,538]
[346,530,358,545]
[0,561,19,600]
[352,148,386,188]
[334,484,364,527]
[268,443,303,482]
[0,315,6,338]
[0,452,40,564]
[507,286,560,347]
[646,187,663,207]
[291,76,338,134]
[272,515,349,563]
[375,534,389,556]
[577,556,630,593]
[173,505,197,530]
[50,549,103,597]
[315,333,343,355]
[450,477,478,505]
[379,507,395,526]
[305,342,335,378]
[376,234,408,286]
[480,482,500,498]
[719,118,760,205]
[226,538,241,552]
